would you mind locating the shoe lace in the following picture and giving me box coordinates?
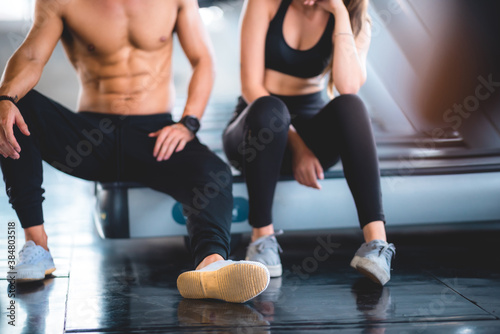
[378,243,396,264]
[252,230,284,253]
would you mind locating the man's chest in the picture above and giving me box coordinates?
[62,0,178,54]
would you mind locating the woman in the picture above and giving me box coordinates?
[223,0,395,285]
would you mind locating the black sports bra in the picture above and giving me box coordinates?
[265,0,335,79]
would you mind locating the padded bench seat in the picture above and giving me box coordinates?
[94,166,500,238]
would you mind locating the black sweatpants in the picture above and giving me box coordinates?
[0,90,233,267]
[223,92,385,229]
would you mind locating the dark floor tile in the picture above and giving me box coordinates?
[63,234,496,333]
[430,274,500,317]
[0,278,68,334]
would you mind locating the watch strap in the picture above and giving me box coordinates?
[0,95,17,106]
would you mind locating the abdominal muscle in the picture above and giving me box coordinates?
[71,46,174,115]
[264,68,326,96]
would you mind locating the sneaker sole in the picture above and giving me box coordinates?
[7,267,56,283]
[350,256,389,286]
[177,262,270,303]
[266,264,282,278]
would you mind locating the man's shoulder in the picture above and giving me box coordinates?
[35,0,70,9]
[34,0,71,16]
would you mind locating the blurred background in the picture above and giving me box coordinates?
[1,3,500,334]
[1,0,499,150]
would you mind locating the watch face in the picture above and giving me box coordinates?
[183,116,200,133]
[186,117,198,127]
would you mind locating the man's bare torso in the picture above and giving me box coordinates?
[59,0,179,114]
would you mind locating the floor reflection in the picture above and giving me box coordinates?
[178,299,269,333]
[4,277,68,334]
[16,279,55,334]
[252,277,282,323]
[350,278,393,334]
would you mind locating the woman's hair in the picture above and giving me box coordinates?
[326,0,371,97]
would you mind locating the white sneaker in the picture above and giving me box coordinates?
[7,241,56,283]
[177,260,270,303]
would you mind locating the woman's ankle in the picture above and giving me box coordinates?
[362,221,387,243]
[251,225,275,242]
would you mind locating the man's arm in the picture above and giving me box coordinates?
[0,0,64,159]
[175,0,215,120]
[150,0,215,161]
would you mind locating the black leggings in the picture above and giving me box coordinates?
[0,90,233,267]
[223,92,384,229]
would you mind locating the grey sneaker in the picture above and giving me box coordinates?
[246,231,283,278]
[7,241,56,283]
[350,240,395,286]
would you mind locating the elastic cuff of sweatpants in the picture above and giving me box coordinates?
[16,206,44,229]
[359,214,386,229]
[193,243,229,269]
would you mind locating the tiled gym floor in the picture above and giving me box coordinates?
[1,165,499,333]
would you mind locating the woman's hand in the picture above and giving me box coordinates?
[304,0,347,14]
[292,144,324,190]
[149,124,194,161]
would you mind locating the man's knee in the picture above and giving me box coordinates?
[16,90,41,109]
[187,157,233,212]
[16,90,44,121]
[197,156,233,193]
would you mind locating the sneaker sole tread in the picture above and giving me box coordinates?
[177,262,269,303]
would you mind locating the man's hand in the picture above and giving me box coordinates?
[149,123,194,161]
[292,145,324,190]
[0,101,30,159]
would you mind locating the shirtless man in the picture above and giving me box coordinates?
[0,0,269,303]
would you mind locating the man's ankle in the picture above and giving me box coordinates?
[24,225,49,251]
[196,253,224,270]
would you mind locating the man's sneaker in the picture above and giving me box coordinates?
[177,260,270,303]
[246,231,283,277]
[7,241,56,283]
[350,240,395,286]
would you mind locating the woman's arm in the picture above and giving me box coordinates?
[240,0,273,103]
[317,0,372,95]
[332,7,371,94]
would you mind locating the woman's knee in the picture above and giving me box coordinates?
[245,96,291,133]
[325,94,369,121]
[330,94,365,110]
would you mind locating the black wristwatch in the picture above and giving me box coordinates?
[179,115,200,135]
